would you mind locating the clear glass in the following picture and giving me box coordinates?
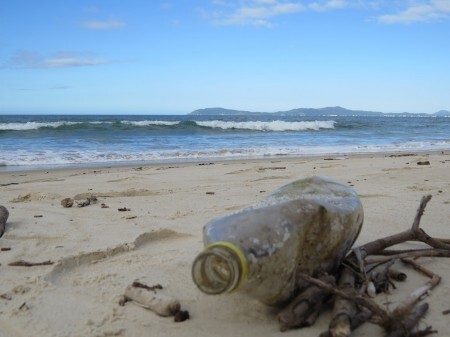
[194,176,364,306]
[192,245,243,295]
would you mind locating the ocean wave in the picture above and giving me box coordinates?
[0,119,335,132]
[0,120,181,131]
[195,120,336,131]
[3,139,449,170]
[120,120,180,126]
[0,148,262,167]
[0,121,82,131]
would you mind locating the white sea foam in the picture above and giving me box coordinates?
[2,139,449,171]
[0,120,181,130]
[0,121,81,131]
[195,120,336,131]
[120,120,180,126]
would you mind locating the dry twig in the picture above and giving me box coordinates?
[8,260,54,267]
[278,274,335,331]
[280,195,449,336]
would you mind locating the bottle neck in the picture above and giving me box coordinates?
[192,242,247,295]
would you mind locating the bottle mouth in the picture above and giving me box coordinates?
[192,242,247,295]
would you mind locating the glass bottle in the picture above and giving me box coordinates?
[192,176,363,306]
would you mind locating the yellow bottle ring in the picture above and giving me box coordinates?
[204,241,248,293]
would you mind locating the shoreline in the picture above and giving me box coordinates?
[1,151,449,336]
[1,149,448,174]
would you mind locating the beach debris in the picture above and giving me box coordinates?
[277,274,335,331]
[277,194,450,337]
[156,166,179,170]
[122,281,181,317]
[10,192,59,202]
[101,203,109,208]
[0,182,19,186]
[0,285,31,301]
[388,268,407,282]
[206,191,215,195]
[323,157,346,161]
[61,197,74,208]
[193,177,363,307]
[8,260,54,267]
[120,281,190,322]
[77,195,98,207]
[0,293,12,301]
[0,205,9,238]
[118,295,129,306]
[75,189,155,199]
[258,166,286,171]
[174,310,190,322]
[388,153,417,157]
[417,160,431,165]
[34,215,43,218]
[118,207,131,212]
[11,194,32,202]
[1,247,12,251]
[132,281,163,291]
[367,259,399,294]
[366,281,377,298]
[77,199,91,207]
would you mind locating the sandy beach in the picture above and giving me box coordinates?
[1,152,449,337]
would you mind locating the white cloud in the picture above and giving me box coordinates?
[211,0,229,5]
[434,0,450,11]
[203,0,450,26]
[9,51,108,69]
[253,0,278,4]
[207,0,304,26]
[82,7,99,14]
[309,0,348,12]
[378,0,450,24]
[80,19,127,30]
[15,85,72,91]
[43,57,106,68]
[161,2,173,10]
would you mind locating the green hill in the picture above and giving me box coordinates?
[189,106,449,117]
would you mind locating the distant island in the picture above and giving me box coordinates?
[189,106,450,117]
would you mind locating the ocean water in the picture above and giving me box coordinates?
[0,114,449,171]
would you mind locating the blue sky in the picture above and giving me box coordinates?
[1,1,450,114]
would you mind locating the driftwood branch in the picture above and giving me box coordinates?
[280,195,449,336]
[297,272,391,323]
[412,195,432,231]
[386,302,432,337]
[365,249,450,264]
[277,274,335,331]
[325,266,366,337]
[392,259,441,319]
[352,195,450,261]
[8,260,54,267]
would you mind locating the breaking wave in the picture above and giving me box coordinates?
[0,119,335,133]
[196,120,335,131]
